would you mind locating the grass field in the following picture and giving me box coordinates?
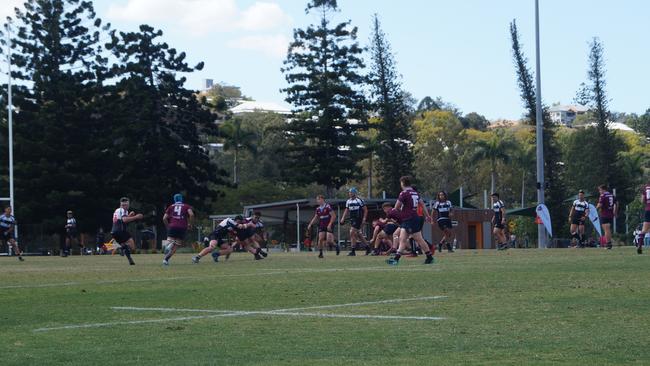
[1,248,649,365]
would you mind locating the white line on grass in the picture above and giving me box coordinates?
[35,296,447,332]
[4,266,437,290]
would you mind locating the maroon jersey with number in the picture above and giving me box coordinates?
[398,187,420,221]
[644,185,650,211]
[165,203,192,229]
[598,191,615,219]
[316,203,333,229]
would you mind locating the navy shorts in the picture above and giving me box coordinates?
[383,223,399,236]
[1,229,15,241]
[494,223,505,230]
[571,216,586,226]
[167,227,187,240]
[645,210,650,223]
[318,225,333,233]
[350,217,362,230]
[236,228,255,241]
[401,216,424,234]
[111,230,132,245]
[600,217,613,225]
[437,218,453,231]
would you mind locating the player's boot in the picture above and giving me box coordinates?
[637,244,643,255]
[386,257,399,266]
[606,242,613,250]
[211,252,220,262]
[424,255,434,265]
[18,256,24,262]
[318,251,324,259]
[192,255,200,264]
[347,250,356,256]
[446,243,454,253]
[162,259,169,266]
[259,249,268,258]
[437,243,443,253]
[365,246,372,255]
[254,253,264,260]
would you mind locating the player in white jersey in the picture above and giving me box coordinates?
[339,188,370,256]
[63,210,80,256]
[0,207,23,261]
[431,191,455,253]
[568,190,590,248]
[111,197,143,265]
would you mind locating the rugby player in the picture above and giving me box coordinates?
[636,182,650,255]
[597,185,615,250]
[568,190,589,248]
[0,207,23,261]
[162,194,194,266]
[339,188,370,256]
[491,193,508,250]
[111,197,144,265]
[307,195,337,258]
[387,176,435,265]
[431,191,455,253]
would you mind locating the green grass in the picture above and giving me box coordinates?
[0,248,649,365]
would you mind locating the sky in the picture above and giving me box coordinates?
[1,0,649,120]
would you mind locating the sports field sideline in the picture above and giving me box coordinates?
[1,248,648,365]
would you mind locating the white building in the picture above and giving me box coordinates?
[549,104,588,126]
[230,101,291,115]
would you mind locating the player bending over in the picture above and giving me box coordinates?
[162,194,194,266]
[370,203,400,256]
[192,216,245,264]
[234,215,268,260]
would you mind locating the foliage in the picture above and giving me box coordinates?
[279,0,368,195]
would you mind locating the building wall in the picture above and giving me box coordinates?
[430,209,494,249]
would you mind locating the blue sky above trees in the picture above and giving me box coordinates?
[2,0,648,120]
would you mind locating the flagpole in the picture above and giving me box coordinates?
[6,24,17,242]
[534,0,547,248]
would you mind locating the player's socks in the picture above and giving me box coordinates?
[122,245,135,265]
[192,255,200,264]
[348,248,356,256]
[318,249,323,259]
[18,256,24,261]
[606,242,612,250]
[335,244,340,256]
[424,252,434,264]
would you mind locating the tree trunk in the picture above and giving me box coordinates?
[233,148,238,184]
[490,161,496,194]
[521,171,526,208]
[368,153,373,199]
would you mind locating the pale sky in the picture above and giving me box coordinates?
[2,0,649,120]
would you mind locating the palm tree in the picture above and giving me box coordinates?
[513,143,535,208]
[220,118,257,184]
[471,131,516,194]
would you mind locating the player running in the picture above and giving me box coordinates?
[0,207,24,261]
[111,198,144,265]
[491,193,508,250]
[431,191,455,253]
[307,195,337,258]
[568,190,589,248]
[339,188,371,256]
[162,194,194,266]
[597,185,616,250]
[635,182,650,254]
[387,176,435,265]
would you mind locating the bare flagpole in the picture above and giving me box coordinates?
[534,0,547,248]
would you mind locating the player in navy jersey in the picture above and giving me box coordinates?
[63,210,79,256]
[0,207,23,261]
[339,188,371,256]
[162,194,195,266]
[307,195,337,258]
[597,185,616,250]
[491,193,508,250]
[568,190,590,248]
[636,182,650,254]
[235,215,268,260]
[387,176,435,265]
[111,197,144,265]
[250,212,268,250]
[431,191,455,253]
[192,216,254,263]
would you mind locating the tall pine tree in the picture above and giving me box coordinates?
[105,25,226,221]
[368,14,413,197]
[2,0,113,234]
[280,0,368,196]
[509,20,567,237]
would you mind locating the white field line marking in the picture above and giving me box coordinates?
[110,296,447,315]
[35,296,447,332]
[2,266,437,290]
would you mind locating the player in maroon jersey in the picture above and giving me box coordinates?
[370,203,400,255]
[387,176,435,265]
[636,182,650,254]
[597,185,616,250]
[233,215,268,260]
[307,195,337,258]
[162,194,194,266]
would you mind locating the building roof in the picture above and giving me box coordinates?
[584,121,636,133]
[549,104,588,113]
[230,101,291,115]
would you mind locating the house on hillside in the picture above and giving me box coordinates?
[230,101,291,115]
[549,104,588,126]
